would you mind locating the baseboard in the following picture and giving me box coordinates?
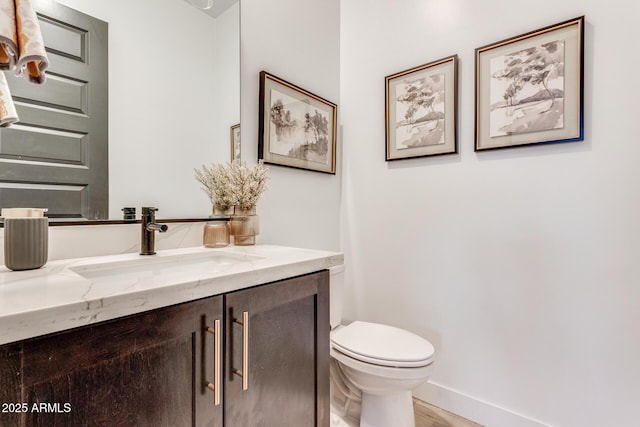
[414,381,551,427]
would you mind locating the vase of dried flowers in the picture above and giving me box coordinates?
[203,220,230,247]
[230,205,260,246]
[195,162,236,215]
[196,161,269,246]
[195,163,234,248]
[202,203,232,248]
[228,161,269,245]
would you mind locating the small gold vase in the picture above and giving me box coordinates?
[230,206,259,246]
[203,205,232,248]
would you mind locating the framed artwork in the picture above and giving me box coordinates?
[230,123,241,161]
[475,16,584,151]
[385,55,458,160]
[258,71,337,174]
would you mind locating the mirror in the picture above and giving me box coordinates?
[4,0,240,222]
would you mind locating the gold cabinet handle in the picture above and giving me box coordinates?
[205,319,221,405]
[233,311,249,391]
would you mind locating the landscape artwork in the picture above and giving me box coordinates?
[393,73,446,149]
[489,40,565,137]
[475,16,584,151]
[385,55,458,160]
[258,71,337,174]
[268,88,330,166]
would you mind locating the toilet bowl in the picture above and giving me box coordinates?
[329,266,435,427]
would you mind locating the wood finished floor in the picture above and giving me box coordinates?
[414,398,484,427]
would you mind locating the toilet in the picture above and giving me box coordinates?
[329,266,435,427]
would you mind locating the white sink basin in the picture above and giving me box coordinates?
[70,251,261,284]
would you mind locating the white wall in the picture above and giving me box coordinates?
[240,0,341,251]
[0,221,207,261]
[213,2,240,159]
[341,1,640,426]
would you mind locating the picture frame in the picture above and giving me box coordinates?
[230,123,241,161]
[258,71,337,174]
[475,16,584,151]
[385,55,458,160]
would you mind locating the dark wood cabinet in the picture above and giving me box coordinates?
[225,271,330,427]
[1,294,223,427]
[0,270,329,427]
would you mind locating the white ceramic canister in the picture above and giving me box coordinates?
[2,208,49,271]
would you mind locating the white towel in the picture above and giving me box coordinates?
[0,0,49,84]
[15,0,49,84]
[0,71,19,127]
[0,0,49,127]
[0,0,19,70]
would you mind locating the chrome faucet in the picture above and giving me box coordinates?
[140,207,168,255]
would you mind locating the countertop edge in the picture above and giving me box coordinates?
[0,245,344,346]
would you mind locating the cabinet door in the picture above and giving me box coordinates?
[225,271,330,427]
[12,296,224,427]
[0,344,22,426]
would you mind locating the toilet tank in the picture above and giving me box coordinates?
[329,264,345,329]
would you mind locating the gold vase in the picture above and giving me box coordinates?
[230,206,259,246]
[203,205,232,248]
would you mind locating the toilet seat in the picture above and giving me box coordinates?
[331,321,434,368]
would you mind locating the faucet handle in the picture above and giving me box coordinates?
[141,207,158,215]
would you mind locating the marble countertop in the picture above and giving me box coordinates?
[0,245,344,345]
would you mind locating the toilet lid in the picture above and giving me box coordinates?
[331,321,434,368]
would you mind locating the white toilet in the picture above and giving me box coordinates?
[329,265,435,427]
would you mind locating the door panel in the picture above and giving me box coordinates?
[0,344,21,427]
[4,296,223,427]
[225,271,330,427]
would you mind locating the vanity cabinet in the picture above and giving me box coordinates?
[0,294,223,427]
[225,271,330,426]
[0,270,329,427]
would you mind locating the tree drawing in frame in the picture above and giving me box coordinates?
[385,55,458,161]
[490,40,565,137]
[259,71,337,174]
[394,73,446,148]
[475,16,584,151]
[269,91,330,165]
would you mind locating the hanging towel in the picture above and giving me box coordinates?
[0,71,19,127]
[0,0,19,70]
[15,0,49,84]
[0,0,48,127]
